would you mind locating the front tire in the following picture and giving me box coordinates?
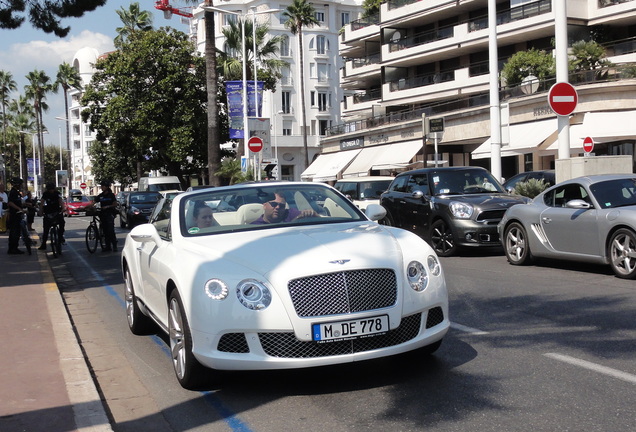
[49,227,60,258]
[504,222,533,265]
[609,228,636,279]
[125,268,154,335]
[86,224,98,253]
[169,290,210,389]
[430,219,456,257]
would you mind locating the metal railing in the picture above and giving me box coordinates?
[469,0,551,32]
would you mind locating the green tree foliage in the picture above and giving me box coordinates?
[0,0,107,37]
[114,1,154,46]
[514,178,549,199]
[362,0,382,19]
[0,70,17,156]
[501,48,555,87]
[81,27,208,186]
[570,40,612,72]
[55,62,81,176]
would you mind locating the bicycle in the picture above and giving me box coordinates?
[17,211,33,255]
[45,212,64,258]
[85,209,104,253]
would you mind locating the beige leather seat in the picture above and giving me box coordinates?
[236,203,264,224]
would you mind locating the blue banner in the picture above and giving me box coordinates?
[225,80,264,139]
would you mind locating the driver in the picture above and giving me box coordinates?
[251,192,317,224]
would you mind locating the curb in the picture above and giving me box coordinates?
[35,236,114,432]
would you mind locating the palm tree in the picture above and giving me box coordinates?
[217,18,285,85]
[7,96,36,190]
[0,70,17,171]
[25,70,53,192]
[115,1,154,46]
[55,62,82,181]
[184,0,220,186]
[283,0,318,169]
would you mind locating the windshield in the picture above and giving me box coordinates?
[431,169,504,195]
[149,183,181,192]
[129,193,161,204]
[590,178,636,208]
[69,195,90,203]
[180,183,366,236]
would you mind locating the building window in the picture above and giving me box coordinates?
[223,12,238,26]
[74,140,81,150]
[282,121,292,136]
[317,63,329,82]
[280,35,290,57]
[318,92,328,112]
[281,91,291,114]
[341,12,350,27]
[314,11,324,23]
[319,120,329,136]
[281,164,294,181]
[310,35,328,54]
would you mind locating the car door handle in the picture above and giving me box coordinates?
[542,217,551,223]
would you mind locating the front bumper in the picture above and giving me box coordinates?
[451,219,502,247]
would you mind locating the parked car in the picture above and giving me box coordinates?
[65,194,93,216]
[119,191,162,228]
[380,166,529,256]
[334,176,393,210]
[122,182,449,389]
[499,174,636,279]
[502,170,556,193]
[116,191,130,208]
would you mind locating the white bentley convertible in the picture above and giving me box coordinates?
[122,182,449,389]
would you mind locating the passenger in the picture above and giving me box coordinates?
[251,192,317,224]
[192,202,218,228]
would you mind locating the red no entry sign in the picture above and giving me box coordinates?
[548,82,578,116]
[80,182,87,189]
[247,136,263,153]
[583,136,594,153]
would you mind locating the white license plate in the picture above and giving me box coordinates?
[312,315,389,343]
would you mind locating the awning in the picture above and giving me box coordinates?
[539,124,585,153]
[579,110,636,143]
[472,118,557,159]
[301,149,361,182]
[342,141,422,177]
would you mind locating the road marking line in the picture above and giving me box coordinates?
[545,353,636,385]
[451,322,489,335]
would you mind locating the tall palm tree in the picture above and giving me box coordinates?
[184,0,220,186]
[7,96,36,191]
[115,1,154,46]
[55,62,82,180]
[218,18,285,83]
[283,0,318,169]
[25,70,53,192]
[0,70,17,173]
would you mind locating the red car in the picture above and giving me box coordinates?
[65,195,93,216]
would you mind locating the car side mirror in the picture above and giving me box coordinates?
[365,204,387,222]
[412,190,424,199]
[130,223,163,245]
[566,199,592,209]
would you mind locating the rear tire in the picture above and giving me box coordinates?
[86,224,98,253]
[49,226,60,258]
[430,219,456,257]
[609,228,636,279]
[125,268,154,335]
[504,222,533,265]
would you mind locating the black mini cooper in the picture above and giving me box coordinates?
[380,167,529,256]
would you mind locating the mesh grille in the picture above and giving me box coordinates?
[476,209,506,222]
[288,269,397,317]
[217,333,250,353]
[425,307,444,329]
[259,313,422,358]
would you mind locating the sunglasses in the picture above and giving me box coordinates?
[267,201,285,209]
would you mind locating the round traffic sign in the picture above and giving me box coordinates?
[548,82,578,116]
[247,136,263,153]
[80,182,87,189]
[583,136,594,153]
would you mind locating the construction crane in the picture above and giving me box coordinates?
[154,0,193,19]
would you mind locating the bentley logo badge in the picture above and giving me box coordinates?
[329,259,350,265]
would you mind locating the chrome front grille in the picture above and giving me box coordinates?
[259,313,423,358]
[288,269,397,318]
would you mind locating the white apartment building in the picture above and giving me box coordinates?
[191,0,364,181]
[312,0,636,182]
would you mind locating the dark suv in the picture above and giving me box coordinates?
[380,167,529,256]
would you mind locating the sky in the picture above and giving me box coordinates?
[0,0,191,148]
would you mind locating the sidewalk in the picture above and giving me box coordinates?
[0,229,113,432]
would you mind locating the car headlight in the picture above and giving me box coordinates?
[427,255,441,277]
[236,279,272,310]
[449,201,473,219]
[131,206,141,215]
[407,261,429,292]
[204,278,229,300]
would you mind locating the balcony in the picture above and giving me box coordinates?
[343,53,381,79]
[468,0,552,32]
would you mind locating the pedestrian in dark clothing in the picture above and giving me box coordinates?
[7,178,25,254]
[38,183,66,251]
[92,180,118,252]
[24,190,36,231]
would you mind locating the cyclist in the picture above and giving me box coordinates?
[38,183,66,251]
[92,180,118,252]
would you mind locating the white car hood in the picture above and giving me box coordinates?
[184,222,404,277]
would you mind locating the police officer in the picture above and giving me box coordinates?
[6,177,25,254]
[93,180,118,252]
[38,183,66,251]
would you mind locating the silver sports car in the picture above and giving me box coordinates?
[498,174,636,279]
